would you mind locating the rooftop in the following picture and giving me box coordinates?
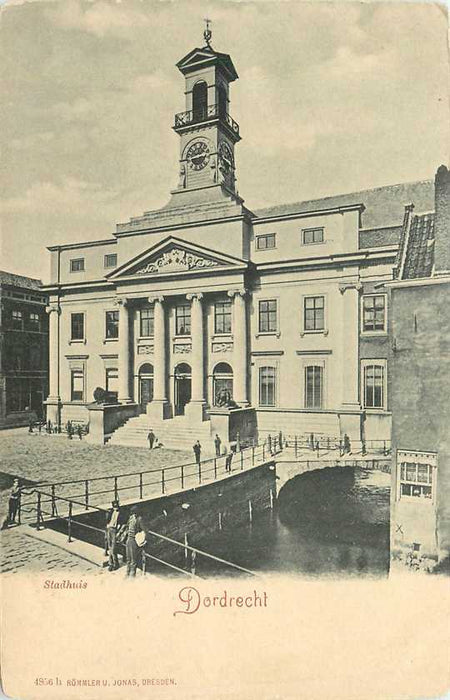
[0,270,43,290]
[255,179,434,230]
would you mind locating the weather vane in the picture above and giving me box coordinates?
[203,18,212,47]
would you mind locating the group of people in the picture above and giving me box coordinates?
[193,435,234,472]
[105,502,146,576]
[66,421,83,440]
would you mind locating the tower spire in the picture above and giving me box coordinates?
[203,18,212,47]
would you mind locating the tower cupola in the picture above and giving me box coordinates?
[172,24,241,201]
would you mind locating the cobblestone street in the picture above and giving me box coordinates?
[0,429,192,573]
[0,526,103,576]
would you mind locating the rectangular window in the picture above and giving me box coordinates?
[363,363,385,409]
[29,312,40,330]
[104,253,117,269]
[362,295,386,332]
[259,366,276,406]
[71,370,84,401]
[259,299,277,333]
[11,310,23,329]
[399,461,433,499]
[105,311,119,339]
[214,301,232,334]
[305,365,323,409]
[70,258,85,273]
[176,304,191,335]
[304,296,324,331]
[71,313,84,341]
[140,307,154,337]
[105,368,118,400]
[256,233,276,250]
[302,227,324,245]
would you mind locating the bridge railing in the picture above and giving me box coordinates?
[28,440,278,512]
[19,490,256,578]
[266,432,391,457]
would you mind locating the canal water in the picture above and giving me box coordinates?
[202,466,391,578]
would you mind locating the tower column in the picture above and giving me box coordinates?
[147,296,169,421]
[44,304,61,424]
[117,298,132,404]
[229,289,249,406]
[185,293,206,423]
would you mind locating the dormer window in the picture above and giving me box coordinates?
[192,81,208,122]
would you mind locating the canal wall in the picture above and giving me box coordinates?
[43,461,277,568]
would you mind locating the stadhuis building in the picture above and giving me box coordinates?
[43,34,435,450]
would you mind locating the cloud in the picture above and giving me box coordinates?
[47,0,151,38]
[0,176,120,214]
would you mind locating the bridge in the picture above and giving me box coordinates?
[16,434,391,577]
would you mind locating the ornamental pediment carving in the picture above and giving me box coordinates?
[134,247,221,276]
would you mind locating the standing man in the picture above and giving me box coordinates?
[214,434,221,457]
[147,429,155,450]
[193,440,201,466]
[125,506,146,577]
[105,500,124,571]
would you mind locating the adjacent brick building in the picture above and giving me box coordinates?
[0,271,49,428]
[388,165,450,565]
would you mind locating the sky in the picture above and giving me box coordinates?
[0,0,448,282]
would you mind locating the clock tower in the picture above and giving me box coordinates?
[170,27,242,207]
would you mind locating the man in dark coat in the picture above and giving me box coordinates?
[193,440,201,465]
[105,500,126,571]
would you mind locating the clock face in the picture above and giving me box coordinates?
[186,141,210,171]
[218,141,234,173]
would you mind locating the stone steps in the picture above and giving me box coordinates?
[109,413,214,453]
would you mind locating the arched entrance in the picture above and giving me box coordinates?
[174,363,192,415]
[138,363,154,413]
[213,362,233,406]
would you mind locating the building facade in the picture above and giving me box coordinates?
[44,39,435,446]
[0,271,48,428]
[388,165,450,564]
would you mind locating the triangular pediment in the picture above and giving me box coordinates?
[176,47,238,81]
[107,236,247,280]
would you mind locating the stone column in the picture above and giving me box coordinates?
[147,295,168,421]
[339,281,362,439]
[185,293,205,422]
[44,304,61,423]
[229,289,249,406]
[117,298,132,404]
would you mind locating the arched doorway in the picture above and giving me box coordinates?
[138,363,154,413]
[174,363,192,415]
[192,80,207,122]
[213,362,233,406]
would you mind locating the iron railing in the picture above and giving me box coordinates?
[174,104,240,136]
[26,440,280,513]
[19,491,257,578]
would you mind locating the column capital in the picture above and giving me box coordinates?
[46,304,61,315]
[115,297,129,307]
[148,295,165,304]
[186,292,203,302]
[339,281,362,295]
[227,288,247,299]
